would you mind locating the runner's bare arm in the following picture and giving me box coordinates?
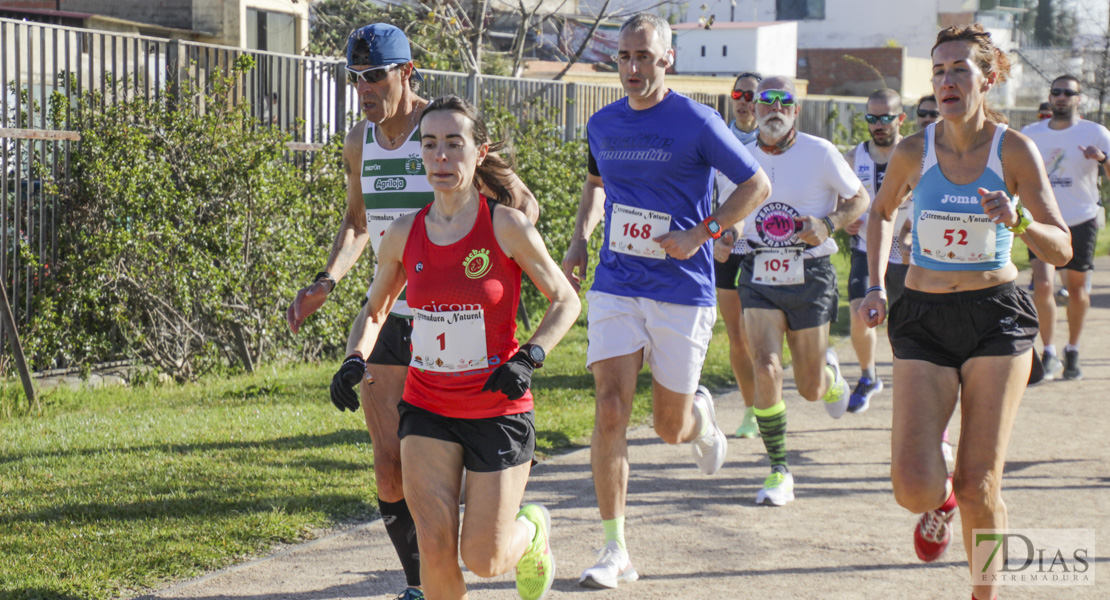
[287,125,373,332]
[860,136,920,327]
[562,173,606,290]
[1000,131,1071,267]
[657,167,771,260]
[494,208,582,353]
[346,214,413,358]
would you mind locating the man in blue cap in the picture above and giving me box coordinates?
[286,23,537,600]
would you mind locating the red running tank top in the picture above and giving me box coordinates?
[401,197,530,418]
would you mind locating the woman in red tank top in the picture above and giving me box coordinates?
[331,96,580,600]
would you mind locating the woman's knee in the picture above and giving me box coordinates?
[891,462,947,513]
[953,468,1003,514]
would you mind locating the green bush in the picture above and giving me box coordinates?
[25,58,364,381]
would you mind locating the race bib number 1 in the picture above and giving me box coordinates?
[609,203,672,259]
[917,210,996,264]
[410,308,488,373]
[752,247,804,285]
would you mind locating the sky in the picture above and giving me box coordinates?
[1069,0,1110,35]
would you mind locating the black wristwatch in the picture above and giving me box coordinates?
[519,343,546,368]
[314,271,337,293]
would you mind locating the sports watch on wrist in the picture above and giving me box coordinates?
[1008,204,1033,236]
[519,343,546,368]
[702,217,723,239]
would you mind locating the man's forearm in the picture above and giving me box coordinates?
[324,215,370,282]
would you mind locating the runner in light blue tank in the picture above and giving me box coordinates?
[910,122,1014,271]
[858,24,1073,600]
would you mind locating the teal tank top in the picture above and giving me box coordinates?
[911,123,1013,271]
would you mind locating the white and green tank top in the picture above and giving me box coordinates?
[360,120,434,316]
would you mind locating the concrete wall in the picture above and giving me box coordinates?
[673,22,796,77]
[51,0,194,30]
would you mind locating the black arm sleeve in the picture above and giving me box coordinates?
[587,137,600,177]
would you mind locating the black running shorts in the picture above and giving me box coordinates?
[888,281,1038,369]
[738,254,839,331]
[714,253,743,290]
[396,401,536,473]
[366,313,413,367]
[848,249,910,304]
[1028,218,1097,272]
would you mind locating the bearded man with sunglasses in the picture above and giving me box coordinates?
[1021,74,1110,381]
[734,75,867,506]
[285,23,537,600]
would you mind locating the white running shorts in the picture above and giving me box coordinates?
[585,290,716,394]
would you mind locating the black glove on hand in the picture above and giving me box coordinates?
[481,350,535,400]
[330,354,367,411]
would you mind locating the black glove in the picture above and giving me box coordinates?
[330,354,367,411]
[481,350,535,400]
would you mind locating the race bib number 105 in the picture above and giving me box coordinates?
[752,247,804,285]
[609,203,672,259]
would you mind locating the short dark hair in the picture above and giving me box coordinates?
[733,72,762,87]
[1038,102,1051,111]
[918,94,937,106]
[1051,74,1081,92]
[868,88,903,113]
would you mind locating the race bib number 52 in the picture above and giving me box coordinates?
[917,210,996,264]
[609,203,671,259]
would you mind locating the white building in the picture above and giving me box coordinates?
[671,21,797,78]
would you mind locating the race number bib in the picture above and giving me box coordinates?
[917,210,996,264]
[410,308,488,373]
[752,247,804,286]
[609,203,671,259]
[366,208,417,254]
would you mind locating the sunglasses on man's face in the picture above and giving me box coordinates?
[756,90,796,106]
[917,109,940,119]
[1050,88,1079,97]
[864,114,900,125]
[346,64,399,85]
[731,89,755,102]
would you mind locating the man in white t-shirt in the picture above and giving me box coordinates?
[1021,74,1110,381]
[733,75,867,506]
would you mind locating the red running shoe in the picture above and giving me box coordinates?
[914,494,957,562]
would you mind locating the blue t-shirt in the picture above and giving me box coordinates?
[587,92,760,306]
[911,123,1014,271]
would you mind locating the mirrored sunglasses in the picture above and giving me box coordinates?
[346,63,399,85]
[756,90,796,106]
[864,114,899,125]
[917,109,940,119]
[1050,88,1079,97]
[731,90,755,102]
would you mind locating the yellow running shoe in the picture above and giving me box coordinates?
[515,504,555,600]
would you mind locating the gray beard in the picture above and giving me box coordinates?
[760,118,792,141]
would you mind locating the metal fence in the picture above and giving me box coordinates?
[0,14,1047,346]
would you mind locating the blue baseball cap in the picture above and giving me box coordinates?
[346,23,424,82]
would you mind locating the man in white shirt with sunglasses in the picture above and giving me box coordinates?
[286,23,537,600]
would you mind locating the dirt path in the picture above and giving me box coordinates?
[145,257,1110,600]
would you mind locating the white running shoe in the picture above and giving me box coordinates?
[691,386,727,475]
[578,541,639,589]
[822,348,849,419]
[755,469,795,506]
[941,441,953,464]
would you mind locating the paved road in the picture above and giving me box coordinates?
[146,257,1110,600]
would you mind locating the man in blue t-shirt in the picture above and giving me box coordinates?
[561,12,770,590]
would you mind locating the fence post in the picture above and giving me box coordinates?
[466,72,479,106]
[0,280,35,408]
[565,82,578,142]
[717,93,728,121]
[333,62,346,139]
[166,39,181,110]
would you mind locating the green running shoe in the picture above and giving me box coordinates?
[515,504,555,600]
[735,406,760,438]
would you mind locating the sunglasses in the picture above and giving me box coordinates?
[346,63,399,85]
[756,90,796,106]
[1050,88,1079,97]
[917,109,940,119]
[864,114,900,125]
[731,89,756,101]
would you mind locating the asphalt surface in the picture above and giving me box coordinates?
[144,256,1110,600]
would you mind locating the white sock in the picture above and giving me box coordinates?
[1044,344,1057,357]
[692,398,709,437]
[517,516,537,542]
[1065,343,1079,353]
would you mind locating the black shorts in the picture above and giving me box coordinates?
[714,253,743,290]
[366,313,413,367]
[738,254,839,330]
[847,249,910,303]
[396,401,535,473]
[888,281,1038,369]
[1028,218,1097,272]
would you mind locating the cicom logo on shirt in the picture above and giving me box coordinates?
[463,248,492,279]
[374,177,407,191]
